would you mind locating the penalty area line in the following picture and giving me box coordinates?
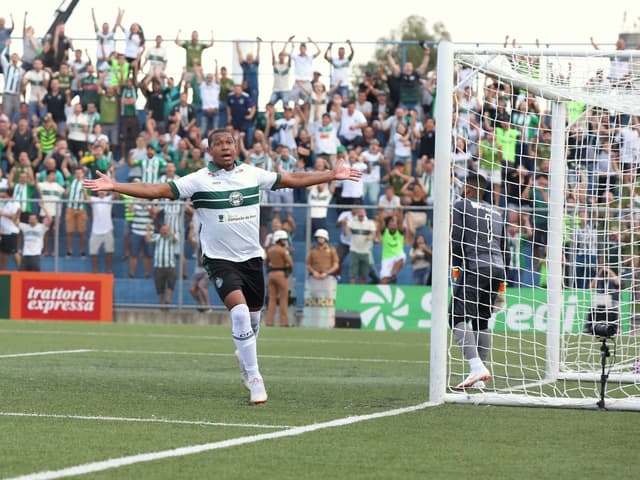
[0,412,290,429]
[0,350,92,359]
[4,401,437,480]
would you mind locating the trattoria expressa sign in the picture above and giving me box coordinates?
[3,272,113,322]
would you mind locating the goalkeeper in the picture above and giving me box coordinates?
[449,173,510,390]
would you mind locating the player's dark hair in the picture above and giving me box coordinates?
[207,129,234,146]
[465,172,487,193]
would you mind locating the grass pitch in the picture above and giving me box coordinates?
[0,320,638,480]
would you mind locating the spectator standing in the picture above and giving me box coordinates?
[312,113,339,166]
[1,40,23,121]
[64,167,89,258]
[88,190,114,273]
[143,35,168,78]
[66,103,89,160]
[130,144,166,184]
[379,213,405,284]
[175,29,214,79]
[570,208,598,289]
[307,181,333,234]
[269,38,294,108]
[290,38,322,113]
[268,146,296,224]
[195,64,221,137]
[0,14,15,67]
[345,207,376,284]
[227,84,256,147]
[361,139,384,206]
[324,40,354,100]
[96,80,120,157]
[217,66,234,128]
[338,100,367,150]
[36,114,58,158]
[386,46,430,117]
[118,20,145,78]
[236,38,262,102]
[119,77,140,161]
[19,213,47,271]
[22,59,49,122]
[91,8,122,72]
[146,223,178,305]
[10,170,36,222]
[0,187,21,270]
[129,200,154,278]
[274,106,298,153]
[339,150,367,206]
[188,220,211,312]
[409,233,432,285]
[37,169,64,256]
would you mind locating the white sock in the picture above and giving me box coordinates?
[469,356,484,372]
[249,310,261,337]
[231,304,260,379]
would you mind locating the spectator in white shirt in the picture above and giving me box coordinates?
[338,101,367,150]
[19,213,48,271]
[89,191,115,273]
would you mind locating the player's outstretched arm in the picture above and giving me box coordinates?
[277,159,362,189]
[84,171,175,199]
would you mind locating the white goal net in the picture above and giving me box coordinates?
[429,42,640,410]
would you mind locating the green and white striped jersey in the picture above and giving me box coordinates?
[150,233,176,268]
[132,154,167,184]
[168,162,280,262]
[66,178,86,210]
[131,202,153,236]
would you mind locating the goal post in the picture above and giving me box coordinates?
[429,41,640,410]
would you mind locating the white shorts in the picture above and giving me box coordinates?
[380,253,406,279]
[478,167,502,185]
[89,232,114,255]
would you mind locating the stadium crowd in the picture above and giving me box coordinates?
[1,9,640,299]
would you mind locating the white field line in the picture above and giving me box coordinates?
[0,328,422,347]
[4,401,436,480]
[0,350,92,359]
[95,349,428,365]
[0,412,290,429]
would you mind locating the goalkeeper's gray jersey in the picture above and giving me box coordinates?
[451,197,509,274]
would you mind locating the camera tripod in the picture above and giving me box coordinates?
[597,337,611,410]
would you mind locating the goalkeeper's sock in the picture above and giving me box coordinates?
[249,311,261,338]
[476,329,491,363]
[469,356,485,373]
[453,321,479,361]
[231,304,260,379]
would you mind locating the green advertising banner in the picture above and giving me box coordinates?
[0,274,10,319]
[336,285,631,332]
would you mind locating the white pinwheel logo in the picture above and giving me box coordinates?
[359,285,409,331]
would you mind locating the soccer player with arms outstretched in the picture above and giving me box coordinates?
[85,129,361,404]
[449,173,510,390]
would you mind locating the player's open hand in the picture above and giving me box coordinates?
[84,171,116,192]
[334,158,362,182]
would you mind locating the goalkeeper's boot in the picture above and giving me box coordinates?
[454,367,491,390]
[249,377,268,405]
[234,350,250,391]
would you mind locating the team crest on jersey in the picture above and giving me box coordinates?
[215,277,223,289]
[228,191,244,206]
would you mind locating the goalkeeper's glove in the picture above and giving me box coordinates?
[493,282,507,314]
